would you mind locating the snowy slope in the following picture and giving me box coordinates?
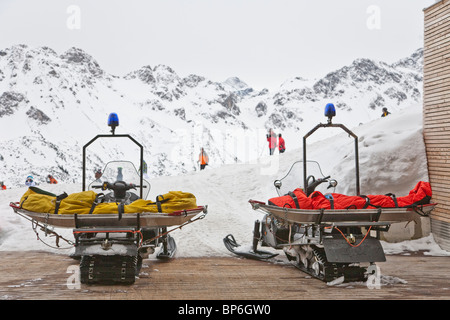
[0,45,423,188]
[1,104,448,257]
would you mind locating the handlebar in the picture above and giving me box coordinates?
[91,182,147,191]
[306,175,331,196]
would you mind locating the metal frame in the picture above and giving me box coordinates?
[82,134,144,199]
[303,122,360,196]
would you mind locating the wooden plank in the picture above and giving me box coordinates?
[429,177,450,188]
[2,253,450,300]
[430,195,450,207]
[425,17,450,34]
[424,3,450,19]
[423,65,450,80]
[425,18,450,37]
[423,130,450,138]
[430,205,450,217]
[424,33,450,51]
[429,201,450,213]
[424,25,450,44]
[425,8,450,28]
[423,98,450,106]
[428,166,450,174]
[429,184,450,193]
[423,84,450,96]
[423,51,450,66]
[426,161,450,169]
[424,143,450,149]
[423,67,450,80]
[423,122,450,129]
[424,20,450,41]
[431,211,450,223]
[424,0,450,17]
[424,68,450,81]
[423,97,450,106]
[424,51,450,68]
[424,117,450,126]
[426,154,450,160]
[423,87,450,100]
[424,59,450,75]
[423,103,450,114]
[424,131,450,138]
[426,152,450,159]
[423,84,450,97]
[423,100,450,109]
[424,80,450,92]
[424,127,450,134]
[426,146,450,152]
[423,47,449,63]
[424,58,450,72]
[429,173,450,181]
[428,161,450,169]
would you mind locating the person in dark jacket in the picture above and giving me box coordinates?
[381,107,391,117]
[278,134,286,153]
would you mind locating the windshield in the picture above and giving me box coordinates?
[274,160,330,196]
[88,160,151,200]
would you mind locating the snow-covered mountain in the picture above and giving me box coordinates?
[0,44,423,187]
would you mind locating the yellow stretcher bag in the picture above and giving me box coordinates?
[20,187,197,215]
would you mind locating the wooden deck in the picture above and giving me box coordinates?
[0,251,449,301]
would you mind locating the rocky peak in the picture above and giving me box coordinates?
[222,77,254,97]
[60,47,104,77]
[392,48,423,72]
[127,65,155,84]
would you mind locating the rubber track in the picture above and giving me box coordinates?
[79,255,138,284]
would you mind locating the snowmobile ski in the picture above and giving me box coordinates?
[156,234,177,259]
[223,234,278,260]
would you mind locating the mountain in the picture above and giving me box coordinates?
[0,45,423,187]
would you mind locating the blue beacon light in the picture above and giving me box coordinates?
[324,103,336,124]
[108,112,119,135]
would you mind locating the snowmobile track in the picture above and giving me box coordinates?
[0,251,449,300]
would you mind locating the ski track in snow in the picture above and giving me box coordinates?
[0,105,449,259]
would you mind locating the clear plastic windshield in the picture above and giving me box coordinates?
[274,160,331,196]
[88,160,151,200]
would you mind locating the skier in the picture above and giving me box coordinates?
[266,129,277,155]
[46,174,58,184]
[278,134,286,154]
[381,107,391,117]
[25,175,36,187]
[0,181,6,190]
[198,148,209,170]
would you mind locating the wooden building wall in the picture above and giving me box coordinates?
[423,0,450,250]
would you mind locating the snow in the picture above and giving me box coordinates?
[1,104,449,259]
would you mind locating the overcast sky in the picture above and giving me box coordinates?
[0,0,436,90]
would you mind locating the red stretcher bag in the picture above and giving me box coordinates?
[268,181,432,210]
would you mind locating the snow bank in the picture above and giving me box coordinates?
[0,104,448,257]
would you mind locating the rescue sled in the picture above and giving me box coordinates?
[224,104,436,283]
[11,113,207,284]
